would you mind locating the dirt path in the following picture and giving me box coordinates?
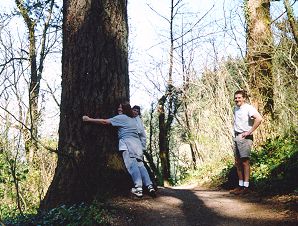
[108,184,298,226]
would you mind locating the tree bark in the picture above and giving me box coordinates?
[41,0,130,209]
[245,0,274,118]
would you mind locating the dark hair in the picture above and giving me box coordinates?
[132,105,141,116]
[120,102,134,118]
[234,90,248,99]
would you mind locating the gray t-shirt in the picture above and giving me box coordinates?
[108,114,143,160]
[234,103,258,133]
[135,116,147,150]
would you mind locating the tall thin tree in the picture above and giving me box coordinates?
[15,0,61,164]
[283,0,298,45]
[156,0,183,186]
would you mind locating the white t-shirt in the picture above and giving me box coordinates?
[233,103,258,133]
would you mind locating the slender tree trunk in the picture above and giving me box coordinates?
[16,0,56,164]
[146,103,162,184]
[180,17,197,169]
[158,95,171,185]
[157,0,177,186]
[183,103,197,169]
[145,103,159,177]
[9,155,23,215]
[148,102,154,155]
[41,0,129,209]
[16,0,39,164]
[284,0,298,45]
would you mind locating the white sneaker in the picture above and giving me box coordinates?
[131,187,143,198]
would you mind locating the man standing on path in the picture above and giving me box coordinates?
[230,90,263,195]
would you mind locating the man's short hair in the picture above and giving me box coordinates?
[234,90,248,98]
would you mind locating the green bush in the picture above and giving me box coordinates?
[215,129,298,195]
[250,130,298,194]
[2,200,112,226]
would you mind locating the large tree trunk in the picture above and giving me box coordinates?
[41,0,130,209]
[246,0,273,115]
[245,0,274,141]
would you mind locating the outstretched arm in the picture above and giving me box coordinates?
[82,116,111,125]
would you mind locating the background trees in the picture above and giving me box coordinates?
[15,0,61,165]
[129,0,297,185]
[0,0,61,215]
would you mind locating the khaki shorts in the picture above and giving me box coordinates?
[234,136,253,158]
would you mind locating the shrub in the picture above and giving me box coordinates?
[2,200,112,226]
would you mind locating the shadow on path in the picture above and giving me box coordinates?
[109,187,298,226]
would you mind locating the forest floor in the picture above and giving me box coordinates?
[107,183,298,226]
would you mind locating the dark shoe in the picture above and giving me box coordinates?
[147,184,156,197]
[229,187,243,195]
[238,187,251,195]
[131,187,143,198]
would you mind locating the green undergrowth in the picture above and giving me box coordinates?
[3,131,297,225]
[177,156,235,188]
[1,200,112,226]
[181,129,298,196]
[250,130,298,195]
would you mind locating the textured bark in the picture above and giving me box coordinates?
[245,0,274,118]
[41,0,130,209]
